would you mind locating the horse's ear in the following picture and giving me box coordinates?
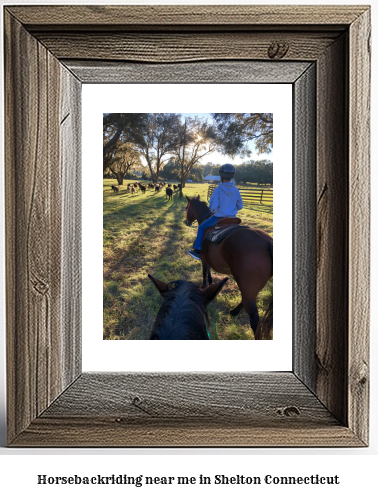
[148,274,169,295]
[185,195,190,202]
[200,278,228,305]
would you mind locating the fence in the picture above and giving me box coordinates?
[207,184,273,205]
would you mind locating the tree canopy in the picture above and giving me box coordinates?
[188,165,204,182]
[210,164,222,176]
[202,162,217,176]
[173,116,219,193]
[211,113,273,158]
[161,157,181,180]
[131,113,182,183]
[103,113,145,173]
[234,160,273,185]
[107,142,142,185]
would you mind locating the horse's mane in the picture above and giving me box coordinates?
[191,197,208,209]
[151,280,208,340]
[190,197,210,219]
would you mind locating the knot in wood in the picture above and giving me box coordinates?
[33,279,49,296]
[131,395,142,406]
[360,376,367,386]
[268,42,289,59]
[276,406,300,417]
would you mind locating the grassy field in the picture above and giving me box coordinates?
[103,180,273,340]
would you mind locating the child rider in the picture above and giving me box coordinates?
[187,164,243,260]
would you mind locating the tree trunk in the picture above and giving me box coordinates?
[103,126,122,173]
[116,173,124,185]
[179,173,184,197]
[147,164,158,184]
[178,120,187,197]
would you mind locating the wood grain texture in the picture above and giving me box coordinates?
[7,5,367,29]
[348,9,371,445]
[65,60,311,84]
[5,12,61,442]
[41,373,335,421]
[4,11,81,444]
[35,32,339,63]
[316,34,348,425]
[293,65,316,390]
[11,373,363,447]
[60,68,82,388]
[12,419,363,448]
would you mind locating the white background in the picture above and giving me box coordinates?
[0,0,377,499]
[82,83,292,371]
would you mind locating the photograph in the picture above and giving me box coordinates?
[103,112,273,340]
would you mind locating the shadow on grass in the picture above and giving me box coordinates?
[104,192,195,339]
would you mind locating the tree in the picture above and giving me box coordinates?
[173,117,219,196]
[212,113,273,157]
[202,162,216,176]
[210,164,222,176]
[131,113,181,184]
[234,160,273,185]
[161,157,181,181]
[103,113,145,173]
[108,142,142,185]
[188,165,204,183]
[254,160,273,185]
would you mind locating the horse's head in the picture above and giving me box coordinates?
[148,274,228,340]
[185,195,208,226]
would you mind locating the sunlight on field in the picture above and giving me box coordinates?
[103,180,273,340]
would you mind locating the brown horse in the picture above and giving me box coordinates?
[185,195,273,339]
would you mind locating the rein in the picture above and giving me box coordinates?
[186,200,212,227]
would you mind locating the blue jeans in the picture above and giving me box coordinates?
[194,216,222,250]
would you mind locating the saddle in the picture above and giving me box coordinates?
[203,217,248,244]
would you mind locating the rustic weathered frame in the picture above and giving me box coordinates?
[4,5,370,447]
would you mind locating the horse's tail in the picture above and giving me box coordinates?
[256,242,273,340]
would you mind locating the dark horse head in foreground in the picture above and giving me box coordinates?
[185,196,273,340]
[148,274,228,339]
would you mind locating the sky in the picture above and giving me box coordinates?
[180,112,273,166]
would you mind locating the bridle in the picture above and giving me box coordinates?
[185,200,213,227]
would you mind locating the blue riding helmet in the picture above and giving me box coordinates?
[219,163,235,179]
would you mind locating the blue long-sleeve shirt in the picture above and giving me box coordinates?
[209,182,243,217]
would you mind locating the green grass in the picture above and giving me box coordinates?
[103,180,273,340]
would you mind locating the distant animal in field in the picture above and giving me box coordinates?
[111,185,119,194]
[173,185,178,190]
[140,185,146,194]
[155,185,161,193]
[178,183,182,190]
[166,187,173,201]
[130,186,135,194]
[148,275,228,340]
[168,184,172,187]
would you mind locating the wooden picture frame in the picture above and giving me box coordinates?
[4,5,370,447]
